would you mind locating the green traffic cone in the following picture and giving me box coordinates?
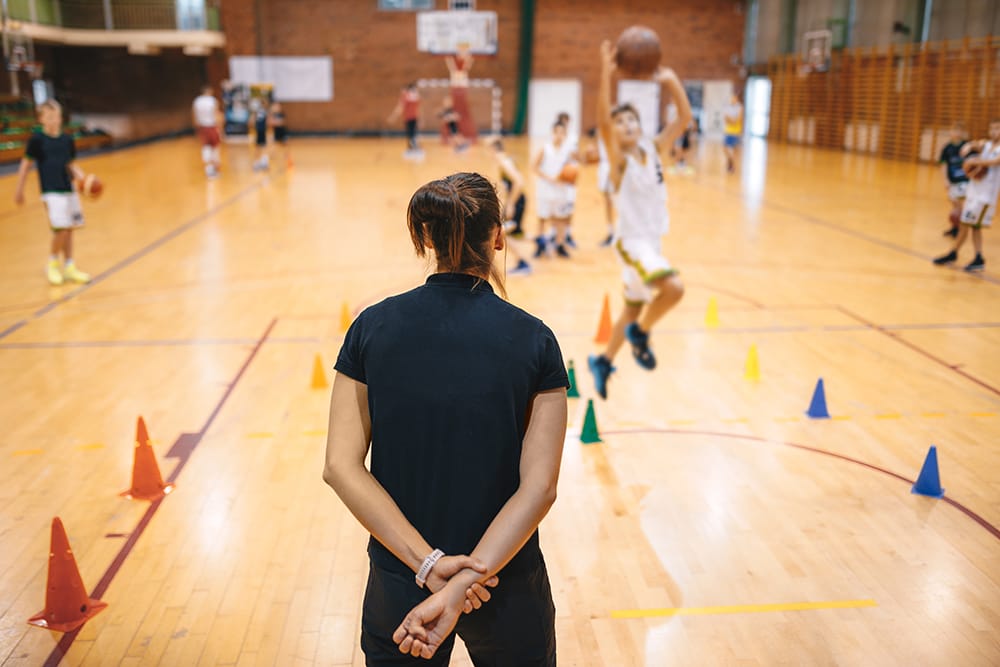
[580,399,602,444]
[567,360,580,398]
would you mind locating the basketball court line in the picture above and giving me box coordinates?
[611,599,878,618]
[692,177,1000,287]
[0,177,270,342]
[837,306,1000,399]
[41,318,276,667]
[600,428,1000,542]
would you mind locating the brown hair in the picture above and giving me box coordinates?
[611,103,640,121]
[37,99,62,115]
[407,172,506,297]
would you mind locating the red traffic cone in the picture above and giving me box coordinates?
[120,417,174,501]
[28,518,107,632]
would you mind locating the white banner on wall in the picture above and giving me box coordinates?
[616,80,660,138]
[229,56,333,102]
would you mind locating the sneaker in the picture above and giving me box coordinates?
[599,233,614,248]
[555,244,571,259]
[565,234,577,249]
[943,227,959,238]
[206,165,219,179]
[509,260,532,276]
[625,323,656,370]
[533,236,548,258]
[964,254,985,272]
[933,250,958,265]
[62,263,91,284]
[46,260,64,285]
[588,355,616,400]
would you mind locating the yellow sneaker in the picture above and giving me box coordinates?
[47,260,64,285]
[62,263,91,284]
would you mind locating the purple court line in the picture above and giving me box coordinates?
[837,306,1000,399]
[0,179,268,342]
[0,335,321,349]
[600,428,1000,543]
[684,280,765,308]
[42,318,276,667]
[697,180,1000,287]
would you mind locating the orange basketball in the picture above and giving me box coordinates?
[558,163,579,184]
[615,25,661,78]
[78,173,104,199]
[965,162,987,181]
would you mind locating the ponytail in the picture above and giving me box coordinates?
[407,172,506,297]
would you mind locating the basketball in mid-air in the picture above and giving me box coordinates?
[615,26,661,78]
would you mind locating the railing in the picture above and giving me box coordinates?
[5,0,220,31]
[767,36,1000,163]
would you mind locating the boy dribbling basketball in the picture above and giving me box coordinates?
[933,119,1000,272]
[13,100,91,285]
[588,40,691,399]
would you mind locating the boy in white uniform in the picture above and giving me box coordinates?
[192,85,222,178]
[532,121,578,258]
[588,40,692,399]
[933,119,1000,272]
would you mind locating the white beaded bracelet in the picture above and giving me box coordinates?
[415,549,445,589]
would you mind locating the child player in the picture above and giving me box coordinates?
[387,82,422,158]
[14,100,91,285]
[490,137,532,276]
[192,84,222,178]
[938,122,968,238]
[588,40,691,399]
[532,120,578,258]
[933,119,1000,272]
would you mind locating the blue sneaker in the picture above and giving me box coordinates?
[625,323,656,370]
[565,234,577,249]
[509,260,532,276]
[588,355,616,400]
[534,236,548,258]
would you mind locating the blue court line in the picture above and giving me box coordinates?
[0,179,267,342]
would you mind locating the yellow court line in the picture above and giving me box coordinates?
[611,599,877,618]
[875,413,902,420]
[970,412,997,418]
[12,449,44,456]
[830,415,852,421]
[75,443,105,451]
[246,432,274,439]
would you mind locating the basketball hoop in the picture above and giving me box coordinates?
[802,29,832,73]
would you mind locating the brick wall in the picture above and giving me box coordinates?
[218,0,743,133]
[38,45,209,142]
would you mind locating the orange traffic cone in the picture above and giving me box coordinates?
[28,517,107,632]
[339,302,352,334]
[311,354,329,389]
[120,417,174,501]
[594,293,613,344]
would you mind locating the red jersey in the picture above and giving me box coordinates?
[401,90,420,121]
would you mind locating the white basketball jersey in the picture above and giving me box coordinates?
[192,95,218,128]
[536,138,576,199]
[968,141,1000,203]
[614,138,669,239]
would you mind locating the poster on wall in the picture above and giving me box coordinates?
[228,56,334,102]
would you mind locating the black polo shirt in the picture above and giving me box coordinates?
[25,132,76,194]
[335,272,568,575]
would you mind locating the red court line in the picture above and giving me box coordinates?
[837,306,1000,399]
[601,428,1000,542]
[42,318,276,667]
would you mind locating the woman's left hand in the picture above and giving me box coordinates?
[393,577,470,659]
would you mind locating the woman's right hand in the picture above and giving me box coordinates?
[425,556,499,613]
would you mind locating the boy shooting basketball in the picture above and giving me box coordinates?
[13,100,91,285]
[588,40,691,399]
[933,119,1000,272]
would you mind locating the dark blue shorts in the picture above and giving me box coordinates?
[724,134,740,148]
[360,556,556,666]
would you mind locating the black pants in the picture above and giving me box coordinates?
[361,557,556,666]
[405,119,418,149]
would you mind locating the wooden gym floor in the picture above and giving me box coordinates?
[0,134,997,666]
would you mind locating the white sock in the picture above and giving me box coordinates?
[65,259,75,267]
[49,255,59,264]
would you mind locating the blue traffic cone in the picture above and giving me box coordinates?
[806,378,830,418]
[911,446,944,498]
